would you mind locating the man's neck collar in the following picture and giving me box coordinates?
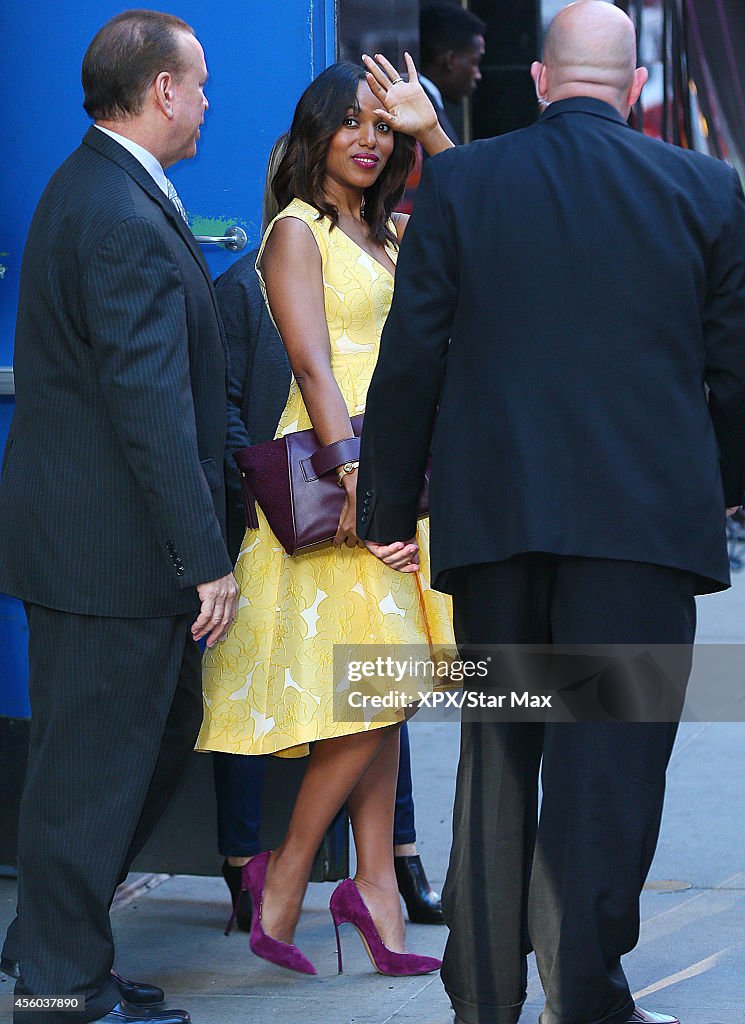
[540,95,630,126]
[94,124,169,193]
[419,74,445,110]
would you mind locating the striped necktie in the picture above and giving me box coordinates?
[166,179,188,223]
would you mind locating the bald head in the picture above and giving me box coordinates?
[532,1,647,114]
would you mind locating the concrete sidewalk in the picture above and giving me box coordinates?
[1,580,744,1024]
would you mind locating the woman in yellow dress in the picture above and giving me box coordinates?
[198,55,455,976]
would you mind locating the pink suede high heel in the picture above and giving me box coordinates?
[241,851,317,975]
[329,878,442,976]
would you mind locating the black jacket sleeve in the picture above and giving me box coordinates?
[215,267,256,525]
[357,156,459,541]
[704,167,745,507]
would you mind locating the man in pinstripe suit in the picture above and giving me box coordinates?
[0,12,240,1023]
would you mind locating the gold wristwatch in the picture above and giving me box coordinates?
[336,461,359,486]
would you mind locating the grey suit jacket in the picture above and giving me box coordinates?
[0,127,235,616]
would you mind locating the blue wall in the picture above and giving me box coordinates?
[0,0,336,716]
[1,0,335,363]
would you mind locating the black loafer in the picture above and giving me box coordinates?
[97,1003,189,1024]
[454,1006,676,1024]
[111,971,164,1007]
[1,960,164,1008]
[628,1009,680,1024]
[0,957,20,979]
[453,1007,521,1023]
[394,854,444,925]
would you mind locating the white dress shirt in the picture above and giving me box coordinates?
[94,125,169,196]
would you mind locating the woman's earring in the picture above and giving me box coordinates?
[360,195,366,218]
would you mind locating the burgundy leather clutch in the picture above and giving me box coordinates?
[234,414,429,556]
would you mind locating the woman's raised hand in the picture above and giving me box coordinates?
[362,52,440,143]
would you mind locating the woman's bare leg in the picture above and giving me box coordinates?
[348,725,407,951]
[260,725,398,944]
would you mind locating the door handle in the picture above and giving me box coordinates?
[193,225,248,252]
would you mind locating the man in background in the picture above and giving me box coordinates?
[419,1,486,145]
[0,10,238,1023]
[398,3,485,213]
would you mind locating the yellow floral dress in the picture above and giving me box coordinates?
[197,198,453,758]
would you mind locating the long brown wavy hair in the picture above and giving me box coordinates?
[272,62,416,248]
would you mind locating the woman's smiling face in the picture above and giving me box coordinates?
[324,81,395,193]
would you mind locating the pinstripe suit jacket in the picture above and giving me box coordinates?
[0,127,234,616]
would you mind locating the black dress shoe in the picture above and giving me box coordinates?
[452,1010,676,1024]
[1,960,164,1008]
[110,971,164,1007]
[97,1003,189,1023]
[454,1014,516,1024]
[221,858,252,932]
[0,957,20,979]
[394,854,444,925]
[627,1009,680,1024]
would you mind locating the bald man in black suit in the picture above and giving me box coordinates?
[358,4,745,1024]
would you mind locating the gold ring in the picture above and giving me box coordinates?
[391,76,404,85]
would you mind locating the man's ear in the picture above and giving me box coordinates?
[442,48,457,74]
[153,70,175,119]
[531,61,548,104]
[627,66,649,109]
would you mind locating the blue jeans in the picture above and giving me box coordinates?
[214,721,417,856]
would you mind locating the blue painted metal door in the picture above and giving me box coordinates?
[0,0,335,716]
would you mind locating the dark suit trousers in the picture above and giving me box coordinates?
[4,605,202,1024]
[441,555,696,1024]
